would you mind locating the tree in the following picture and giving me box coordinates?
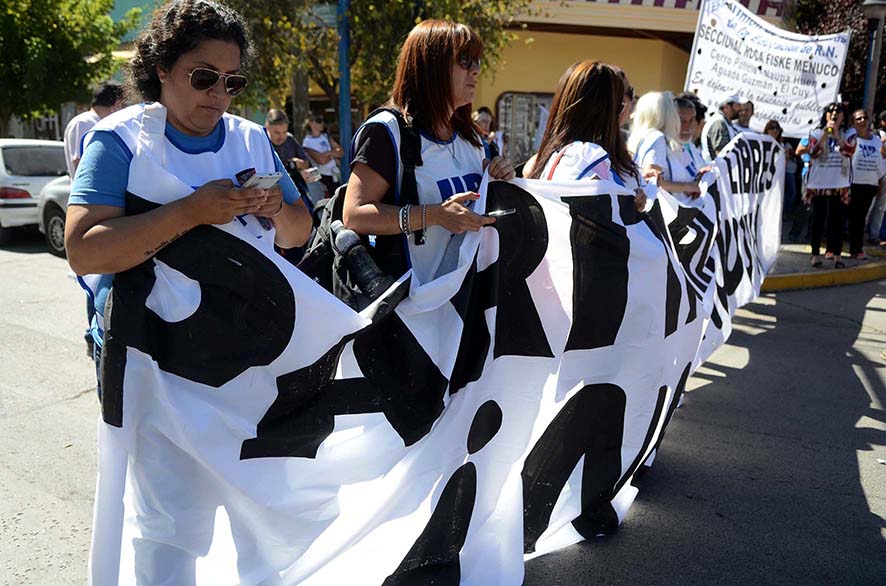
[227,0,535,129]
[0,0,140,136]
[787,0,885,112]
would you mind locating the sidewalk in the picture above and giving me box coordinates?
[762,227,886,291]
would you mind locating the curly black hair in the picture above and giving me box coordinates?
[128,0,253,102]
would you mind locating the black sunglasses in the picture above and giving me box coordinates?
[457,54,481,71]
[826,106,841,114]
[855,115,869,121]
[188,67,248,97]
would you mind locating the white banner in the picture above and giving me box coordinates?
[685,0,850,139]
[88,136,783,586]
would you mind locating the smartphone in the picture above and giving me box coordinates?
[485,208,516,217]
[241,172,283,190]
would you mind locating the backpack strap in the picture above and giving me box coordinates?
[367,107,426,244]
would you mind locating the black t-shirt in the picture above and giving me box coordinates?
[352,123,398,203]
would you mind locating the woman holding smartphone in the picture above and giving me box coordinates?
[343,20,515,284]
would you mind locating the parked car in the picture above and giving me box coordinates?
[37,175,71,258]
[0,139,66,244]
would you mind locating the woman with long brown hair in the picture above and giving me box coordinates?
[523,60,647,210]
[343,20,514,284]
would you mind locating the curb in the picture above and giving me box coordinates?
[762,260,886,291]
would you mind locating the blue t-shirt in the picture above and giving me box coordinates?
[71,121,306,348]
[70,121,302,206]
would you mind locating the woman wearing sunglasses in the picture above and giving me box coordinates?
[343,20,515,285]
[63,2,313,579]
[796,102,856,268]
[523,60,648,211]
[65,0,312,280]
[848,109,885,260]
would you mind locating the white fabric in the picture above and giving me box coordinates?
[633,130,670,172]
[64,109,101,177]
[88,133,784,586]
[685,0,850,139]
[538,141,611,181]
[805,127,855,189]
[852,134,885,186]
[353,111,485,287]
[302,133,339,176]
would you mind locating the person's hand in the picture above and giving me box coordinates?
[483,156,516,181]
[686,181,702,199]
[633,188,648,212]
[255,185,284,218]
[184,179,269,226]
[430,192,495,234]
[642,165,662,183]
[293,157,309,170]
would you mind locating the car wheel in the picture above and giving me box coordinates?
[0,225,12,245]
[43,205,67,258]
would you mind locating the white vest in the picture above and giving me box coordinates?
[805,127,854,190]
[852,134,885,186]
[87,103,278,250]
[354,111,484,285]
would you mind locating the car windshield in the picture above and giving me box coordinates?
[2,146,66,177]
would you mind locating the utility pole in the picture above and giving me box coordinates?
[337,0,352,182]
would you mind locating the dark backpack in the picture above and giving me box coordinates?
[297,107,423,310]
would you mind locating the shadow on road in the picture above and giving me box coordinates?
[524,283,886,585]
[0,228,50,255]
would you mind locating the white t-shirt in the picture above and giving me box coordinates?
[539,141,611,181]
[353,111,485,285]
[63,109,101,177]
[806,127,856,189]
[852,134,886,186]
[302,132,339,176]
[632,130,670,173]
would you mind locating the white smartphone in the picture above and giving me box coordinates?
[241,172,283,189]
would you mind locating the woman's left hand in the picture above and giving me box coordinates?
[255,186,284,218]
[484,156,516,181]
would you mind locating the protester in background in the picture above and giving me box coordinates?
[783,144,798,221]
[62,80,126,359]
[702,94,741,161]
[343,20,514,285]
[848,109,885,259]
[523,60,647,212]
[868,110,886,243]
[628,92,701,202]
[65,0,313,397]
[265,109,309,175]
[788,134,813,243]
[302,112,343,196]
[733,101,754,133]
[676,91,708,162]
[63,82,126,178]
[473,106,500,160]
[763,119,783,142]
[796,102,856,268]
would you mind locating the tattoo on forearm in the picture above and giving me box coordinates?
[143,230,188,258]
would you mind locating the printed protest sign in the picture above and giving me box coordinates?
[685,0,850,138]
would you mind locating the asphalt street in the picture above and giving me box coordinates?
[1,230,884,585]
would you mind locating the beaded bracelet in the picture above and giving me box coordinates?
[399,204,412,235]
[421,204,427,232]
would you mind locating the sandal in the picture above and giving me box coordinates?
[811,255,822,267]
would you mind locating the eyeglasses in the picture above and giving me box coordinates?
[456,54,481,71]
[188,68,248,97]
[855,115,869,122]
[826,106,841,114]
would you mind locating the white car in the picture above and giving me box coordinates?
[37,175,71,257]
[0,139,67,244]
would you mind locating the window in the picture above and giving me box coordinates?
[2,146,66,177]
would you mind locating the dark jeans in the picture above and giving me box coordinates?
[94,341,102,402]
[783,173,797,219]
[809,195,846,256]
[848,183,878,255]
